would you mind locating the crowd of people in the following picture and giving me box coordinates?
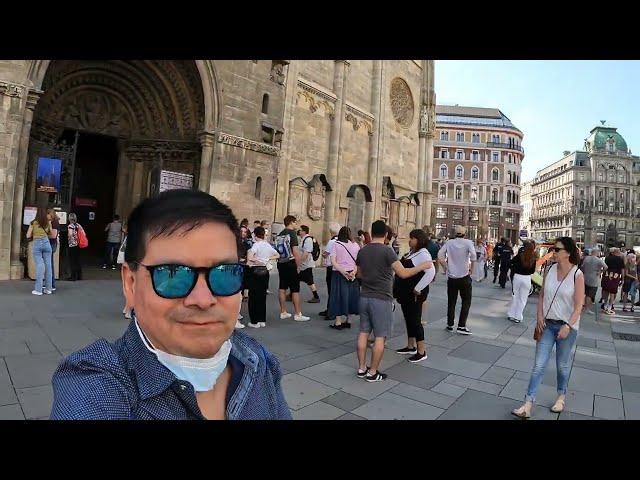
[40,187,640,419]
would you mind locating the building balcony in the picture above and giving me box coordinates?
[486,142,525,153]
[489,200,502,206]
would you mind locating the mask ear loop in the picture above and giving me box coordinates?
[133,314,158,352]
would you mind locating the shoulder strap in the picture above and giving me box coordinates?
[337,241,357,263]
[544,265,574,320]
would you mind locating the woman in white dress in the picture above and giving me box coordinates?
[472,239,487,282]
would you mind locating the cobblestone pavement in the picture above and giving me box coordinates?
[2,267,640,420]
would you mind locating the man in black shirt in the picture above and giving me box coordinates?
[499,240,514,288]
[493,238,505,283]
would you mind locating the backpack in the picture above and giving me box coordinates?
[304,236,321,261]
[275,232,293,261]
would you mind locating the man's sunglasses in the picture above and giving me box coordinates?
[135,262,245,299]
[551,247,566,253]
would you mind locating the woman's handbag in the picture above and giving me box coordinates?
[77,224,89,249]
[117,236,127,264]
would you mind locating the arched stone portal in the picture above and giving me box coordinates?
[10,60,214,278]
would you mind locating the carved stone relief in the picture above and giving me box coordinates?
[390,77,414,128]
[288,178,307,218]
[307,177,326,221]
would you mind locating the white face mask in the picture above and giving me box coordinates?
[134,317,232,392]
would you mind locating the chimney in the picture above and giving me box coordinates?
[563,150,570,157]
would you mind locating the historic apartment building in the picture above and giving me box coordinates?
[519,180,533,237]
[530,124,640,250]
[431,105,524,243]
[0,60,436,279]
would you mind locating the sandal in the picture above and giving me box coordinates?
[329,323,344,330]
[511,404,532,419]
[550,397,565,413]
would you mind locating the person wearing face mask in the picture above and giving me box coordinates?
[50,189,291,420]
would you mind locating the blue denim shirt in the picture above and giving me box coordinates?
[50,321,292,420]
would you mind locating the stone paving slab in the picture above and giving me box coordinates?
[622,392,640,419]
[4,352,62,389]
[336,412,366,420]
[385,362,449,391]
[572,360,620,375]
[594,395,625,420]
[389,382,458,409]
[431,380,467,398]
[0,404,25,420]
[351,392,444,420]
[442,374,504,395]
[620,375,640,394]
[438,389,522,420]
[16,385,53,419]
[281,373,338,410]
[448,341,507,364]
[619,361,640,377]
[568,367,622,399]
[291,401,345,420]
[321,391,368,412]
[479,365,516,386]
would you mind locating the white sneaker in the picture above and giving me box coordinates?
[235,320,245,329]
[51,288,56,292]
[248,323,261,328]
[280,312,292,319]
[259,322,266,328]
[294,314,310,322]
[31,290,43,296]
[43,289,53,295]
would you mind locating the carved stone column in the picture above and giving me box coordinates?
[198,130,216,193]
[364,60,382,230]
[8,87,41,279]
[422,61,436,229]
[324,60,349,243]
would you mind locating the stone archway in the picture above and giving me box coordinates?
[8,60,218,278]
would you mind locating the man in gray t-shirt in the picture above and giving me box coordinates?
[581,248,607,311]
[354,221,431,383]
[103,215,123,270]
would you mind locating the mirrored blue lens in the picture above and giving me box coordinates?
[152,265,196,298]
[208,264,244,296]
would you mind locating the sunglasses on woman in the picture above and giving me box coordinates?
[134,262,245,299]
[551,247,566,253]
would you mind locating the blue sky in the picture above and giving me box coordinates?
[435,61,640,181]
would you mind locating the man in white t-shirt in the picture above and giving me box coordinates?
[437,225,476,335]
[298,225,320,304]
[320,222,340,318]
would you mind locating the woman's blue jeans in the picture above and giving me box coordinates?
[33,237,53,292]
[525,320,577,403]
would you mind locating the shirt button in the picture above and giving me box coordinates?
[180,384,187,391]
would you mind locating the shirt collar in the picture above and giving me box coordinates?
[123,320,260,401]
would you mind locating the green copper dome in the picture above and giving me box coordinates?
[585,125,628,153]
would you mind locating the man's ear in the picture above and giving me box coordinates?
[121,262,136,310]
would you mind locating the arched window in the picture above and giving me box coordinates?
[455,165,463,179]
[255,176,262,199]
[455,186,462,200]
[492,169,499,182]
[261,94,269,114]
[471,166,479,180]
[456,151,464,160]
[439,185,446,199]
[440,164,448,178]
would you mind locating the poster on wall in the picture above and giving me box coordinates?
[159,170,194,193]
[23,206,37,225]
[36,157,62,193]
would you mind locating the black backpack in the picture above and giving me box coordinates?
[304,236,321,261]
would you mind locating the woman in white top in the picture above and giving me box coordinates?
[246,226,280,328]
[393,229,436,363]
[512,236,584,419]
[472,240,487,282]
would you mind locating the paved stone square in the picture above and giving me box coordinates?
[2,267,640,420]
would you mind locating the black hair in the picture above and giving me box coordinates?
[113,214,120,221]
[300,225,310,234]
[253,220,261,225]
[240,218,249,226]
[254,226,266,239]
[409,229,429,252]
[338,226,352,243]
[556,236,580,265]
[283,215,296,227]
[357,230,365,236]
[371,220,386,238]
[125,189,240,270]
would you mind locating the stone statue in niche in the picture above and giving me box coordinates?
[420,105,428,133]
[288,179,307,218]
[308,180,326,221]
[270,60,289,86]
